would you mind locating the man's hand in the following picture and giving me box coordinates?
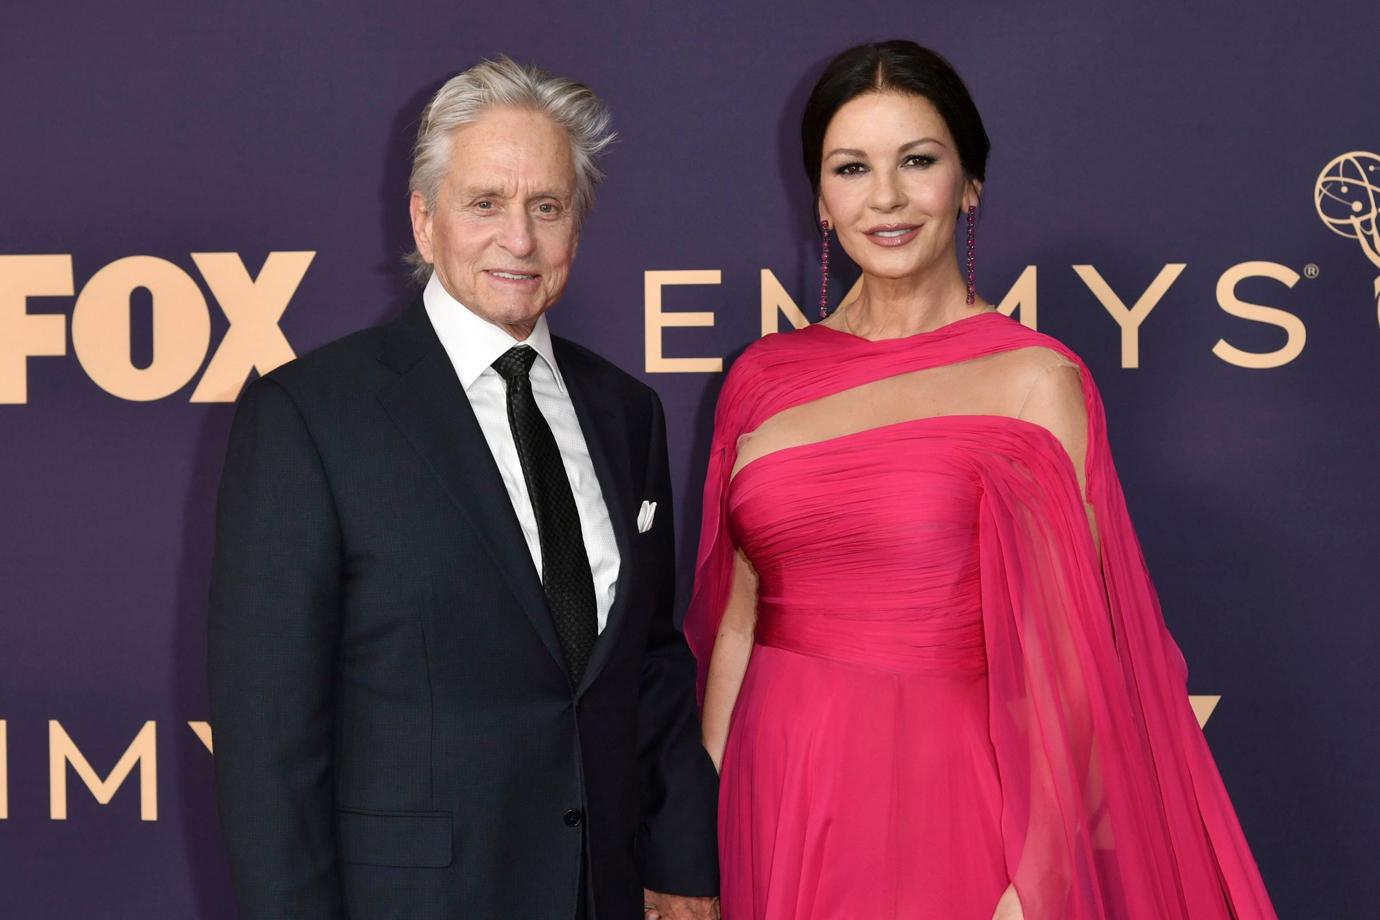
[643,889,720,920]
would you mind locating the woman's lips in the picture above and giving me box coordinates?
[863,224,921,248]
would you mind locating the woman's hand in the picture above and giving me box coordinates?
[991,884,1024,920]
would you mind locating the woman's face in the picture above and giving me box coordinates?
[817,91,979,286]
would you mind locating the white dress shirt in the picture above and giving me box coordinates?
[423,273,620,633]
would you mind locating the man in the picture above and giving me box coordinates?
[208,57,719,920]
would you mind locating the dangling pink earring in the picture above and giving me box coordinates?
[819,219,831,319]
[965,205,977,305]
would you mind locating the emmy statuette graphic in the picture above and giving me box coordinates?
[1315,151,1380,324]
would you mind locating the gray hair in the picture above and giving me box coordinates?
[405,56,616,282]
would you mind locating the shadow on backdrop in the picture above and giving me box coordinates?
[173,405,238,920]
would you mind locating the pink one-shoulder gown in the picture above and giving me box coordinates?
[686,313,1277,919]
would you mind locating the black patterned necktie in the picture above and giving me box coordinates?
[492,345,597,683]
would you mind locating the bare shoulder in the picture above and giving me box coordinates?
[968,344,1082,415]
[1018,360,1085,423]
[1015,355,1088,472]
[999,344,1078,381]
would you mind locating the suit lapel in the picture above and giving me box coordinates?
[375,303,568,675]
[559,342,638,696]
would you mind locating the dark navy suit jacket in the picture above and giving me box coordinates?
[208,300,719,919]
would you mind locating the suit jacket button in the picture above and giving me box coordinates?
[563,808,584,828]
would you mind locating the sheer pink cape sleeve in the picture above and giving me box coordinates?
[683,323,1277,919]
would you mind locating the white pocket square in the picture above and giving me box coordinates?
[637,500,658,533]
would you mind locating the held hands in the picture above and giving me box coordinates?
[991,884,1025,920]
[643,889,720,920]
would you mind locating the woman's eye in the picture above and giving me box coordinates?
[835,162,867,176]
[903,154,936,168]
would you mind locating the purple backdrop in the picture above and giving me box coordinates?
[1,2,1376,916]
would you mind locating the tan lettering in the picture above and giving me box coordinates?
[187,721,213,754]
[644,270,722,373]
[49,720,157,821]
[190,252,311,402]
[1212,262,1306,368]
[71,257,210,401]
[1189,695,1221,728]
[0,254,72,404]
[1075,263,1186,368]
[759,270,809,336]
[996,265,1038,329]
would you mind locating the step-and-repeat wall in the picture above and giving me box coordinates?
[2,3,1375,916]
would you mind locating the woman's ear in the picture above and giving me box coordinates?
[816,197,832,228]
[961,177,984,214]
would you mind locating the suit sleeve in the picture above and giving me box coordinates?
[635,389,721,895]
[207,377,345,919]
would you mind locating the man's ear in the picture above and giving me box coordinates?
[409,190,434,262]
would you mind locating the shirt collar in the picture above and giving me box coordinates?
[422,272,566,394]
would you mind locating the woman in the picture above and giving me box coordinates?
[685,41,1277,919]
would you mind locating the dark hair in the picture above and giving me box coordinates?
[801,41,990,199]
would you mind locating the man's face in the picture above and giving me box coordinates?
[411,106,579,338]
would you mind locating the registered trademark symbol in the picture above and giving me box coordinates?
[1303,263,1320,279]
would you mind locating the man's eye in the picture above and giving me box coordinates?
[834,162,867,176]
[537,202,557,214]
[476,200,494,210]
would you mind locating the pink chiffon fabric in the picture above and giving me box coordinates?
[685,312,1277,919]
